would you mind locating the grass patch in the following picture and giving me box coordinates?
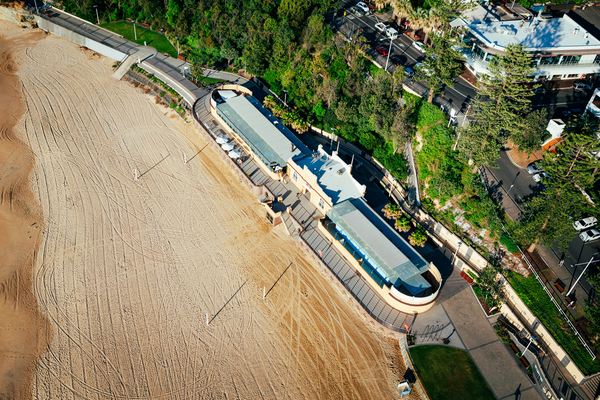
[410,346,495,400]
[500,233,519,253]
[100,22,177,57]
[507,271,600,375]
[195,76,225,85]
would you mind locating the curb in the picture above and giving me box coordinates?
[503,148,527,170]
[398,336,431,400]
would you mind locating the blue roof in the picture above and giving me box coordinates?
[216,96,308,167]
[327,198,430,295]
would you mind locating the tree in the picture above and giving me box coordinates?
[416,29,464,103]
[382,203,403,219]
[510,108,549,155]
[220,42,238,67]
[395,217,411,232]
[383,104,414,154]
[544,114,600,189]
[474,266,504,309]
[458,44,536,167]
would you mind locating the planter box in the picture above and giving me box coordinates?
[519,356,530,369]
[509,342,519,354]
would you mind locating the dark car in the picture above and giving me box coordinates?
[389,55,403,66]
[387,21,401,32]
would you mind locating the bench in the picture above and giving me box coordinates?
[555,281,565,293]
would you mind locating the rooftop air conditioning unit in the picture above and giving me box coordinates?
[337,169,344,176]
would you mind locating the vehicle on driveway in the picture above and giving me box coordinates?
[375,22,387,33]
[412,41,426,53]
[375,45,391,56]
[574,217,598,231]
[404,67,414,77]
[350,6,365,16]
[356,1,370,14]
[526,163,543,174]
[580,228,600,242]
[573,82,591,92]
[532,172,549,182]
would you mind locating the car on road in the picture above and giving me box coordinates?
[526,163,543,174]
[389,55,403,66]
[385,27,399,39]
[403,67,414,77]
[573,82,591,92]
[580,228,600,242]
[375,45,391,56]
[350,6,365,16]
[375,22,387,33]
[532,172,549,182]
[387,21,401,32]
[563,108,583,117]
[533,88,547,95]
[574,217,598,231]
[356,1,370,14]
[412,41,426,53]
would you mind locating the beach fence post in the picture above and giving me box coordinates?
[263,286,265,299]
[206,313,209,325]
[183,152,187,164]
[134,168,138,180]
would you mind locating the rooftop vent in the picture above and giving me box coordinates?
[312,152,319,158]
[274,120,279,125]
[337,169,344,176]
[573,27,580,35]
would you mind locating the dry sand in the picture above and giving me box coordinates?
[0,20,418,400]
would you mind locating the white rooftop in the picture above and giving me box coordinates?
[295,146,365,204]
[467,14,600,52]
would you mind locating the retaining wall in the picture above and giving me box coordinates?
[34,16,127,61]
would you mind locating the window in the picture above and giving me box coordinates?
[595,55,600,65]
[484,53,494,62]
[539,56,560,65]
[318,197,325,209]
[292,171,298,182]
[472,45,486,60]
[561,55,581,65]
[566,74,579,78]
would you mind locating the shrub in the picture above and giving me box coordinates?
[395,217,411,233]
[500,233,519,253]
[409,228,427,247]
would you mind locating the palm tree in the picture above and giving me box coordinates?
[395,217,411,232]
[382,203,403,219]
[409,228,427,247]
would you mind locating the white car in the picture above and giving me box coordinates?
[532,172,549,183]
[574,217,598,231]
[580,229,600,243]
[356,1,370,14]
[412,41,426,53]
[526,163,543,174]
[385,27,399,39]
[375,22,387,33]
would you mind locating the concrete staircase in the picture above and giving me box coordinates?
[282,212,300,241]
[112,55,137,80]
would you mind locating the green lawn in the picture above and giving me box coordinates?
[99,21,177,57]
[410,346,495,400]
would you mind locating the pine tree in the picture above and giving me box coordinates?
[458,44,536,167]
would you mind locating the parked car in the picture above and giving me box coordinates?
[580,229,600,242]
[385,27,399,39]
[375,45,391,56]
[403,67,414,77]
[350,6,365,16]
[412,41,426,53]
[356,1,370,14]
[573,82,591,92]
[389,55,403,66]
[574,217,598,231]
[563,108,583,117]
[533,88,547,95]
[375,22,387,33]
[526,163,543,174]
[388,21,401,32]
[532,172,549,183]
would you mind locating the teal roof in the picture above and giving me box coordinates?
[327,198,430,294]
[216,96,308,167]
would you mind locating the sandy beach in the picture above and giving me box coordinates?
[0,20,417,399]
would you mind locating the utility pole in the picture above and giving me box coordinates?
[33,0,39,13]
[330,128,335,150]
[283,89,287,107]
[521,335,536,357]
[94,5,99,24]
[451,242,462,265]
[133,20,137,41]
[176,36,179,56]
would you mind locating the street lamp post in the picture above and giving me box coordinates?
[176,37,180,56]
[522,335,536,357]
[94,5,99,24]
[330,128,335,150]
[566,257,595,298]
[451,242,462,265]
[507,184,514,195]
[385,37,392,71]
[462,104,471,127]
[283,90,287,107]
[33,0,39,13]
[133,20,137,41]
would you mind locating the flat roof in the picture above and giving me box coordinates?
[327,198,430,295]
[467,14,600,52]
[216,95,308,167]
[294,149,364,205]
